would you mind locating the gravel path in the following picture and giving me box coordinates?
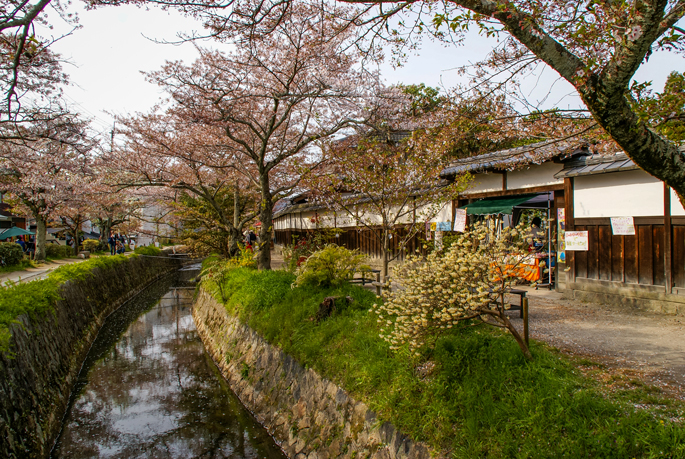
[506,287,685,397]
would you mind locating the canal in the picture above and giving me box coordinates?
[51,265,286,458]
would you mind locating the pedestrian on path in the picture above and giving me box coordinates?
[108,233,116,256]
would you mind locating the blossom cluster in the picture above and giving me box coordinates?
[374,221,536,354]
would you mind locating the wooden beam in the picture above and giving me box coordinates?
[462,183,564,200]
[665,184,673,294]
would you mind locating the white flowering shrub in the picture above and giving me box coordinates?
[374,221,536,359]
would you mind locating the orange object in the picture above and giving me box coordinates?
[492,259,540,282]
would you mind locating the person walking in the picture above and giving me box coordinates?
[108,233,116,256]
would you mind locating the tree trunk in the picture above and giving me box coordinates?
[257,174,273,270]
[382,229,390,278]
[579,86,685,205]
[227,227,242,258]
[34,215,47,262]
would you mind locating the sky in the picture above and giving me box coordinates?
[43,3,685,143]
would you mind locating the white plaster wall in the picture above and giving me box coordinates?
[574,170,664,218]
[506,162,563,190]
[672,188,685,216]
[430,202,452,223]
[463,173,503,195]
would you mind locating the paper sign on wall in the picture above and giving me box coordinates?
[454,208,467,233]
[430,222,437,231]
[436,221,452,231]
[565,231,589,251]
[610,216,635,235]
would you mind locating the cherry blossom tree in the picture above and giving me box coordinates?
[0,112,93,260]
[112,113,260,257]
[332,0,685,203]
[145,4,375,269]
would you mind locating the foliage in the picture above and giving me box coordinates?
[281,228,343,273]
[293,245,370,289]
[206,267,685,458]
[631,71,685,142]
[0,254,130,353]
[45,243,73,259]
[133,245,163,256]
[307,131,470,277]
[82,239,101,252]
[376,221,537,358]
[0,242,24,266]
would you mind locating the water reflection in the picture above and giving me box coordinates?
[52,271,285,459]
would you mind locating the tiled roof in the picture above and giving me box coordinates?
[441,140,589,177]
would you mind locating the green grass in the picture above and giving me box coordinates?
[205,266,685,458]
[0,254,132,353]
[0,259,36,274]
[134,246,163,256]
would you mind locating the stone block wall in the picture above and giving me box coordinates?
[193,288,435,459]
[0,255,182,458]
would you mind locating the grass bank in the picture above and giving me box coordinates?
[0,253,154,353]
[204,266,685,458]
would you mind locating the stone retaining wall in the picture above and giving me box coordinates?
[0,254,182,458]
[193,288,434,459]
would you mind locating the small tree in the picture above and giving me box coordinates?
[375,220,538,360]
[308,132,470,278]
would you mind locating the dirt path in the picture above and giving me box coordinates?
[506,287,685,398]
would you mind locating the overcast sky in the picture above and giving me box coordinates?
[44,3,685,144]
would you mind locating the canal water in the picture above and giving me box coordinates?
[51,265,286,459]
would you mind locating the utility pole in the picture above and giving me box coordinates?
[110,122,116,153]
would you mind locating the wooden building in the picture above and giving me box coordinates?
[273,141,685,313]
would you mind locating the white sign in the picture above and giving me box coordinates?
[435,230,444,250]
[565,231,589,251]
[610,216,636,236]
[454,208,467,233]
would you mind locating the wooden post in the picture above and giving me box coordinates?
[522,297,529,347]
[665,184,673,294]
[564,178,575,284]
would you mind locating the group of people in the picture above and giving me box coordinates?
[107,233,130,255]
[14,235,35,256]
[245,230,258,251]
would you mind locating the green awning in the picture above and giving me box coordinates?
[0,226,34,240]
[459,194,538,215]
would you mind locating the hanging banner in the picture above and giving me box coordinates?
[557,208,566,263]
[610,216,636,236]
[454,208,467,233]
[425,221,431,241]
[435,230,444,250]
[436,221,452,231]
[565,231,589,251]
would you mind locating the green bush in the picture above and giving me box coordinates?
[134,246,162,256]
[45,243,73,259]
[293,244,370,288]
[0,242,24,266]
[82,239,101,252]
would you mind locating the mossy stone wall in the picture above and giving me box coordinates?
[0,255,182,458]
[193,288,434,459]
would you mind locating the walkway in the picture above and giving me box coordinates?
[507,286,685,398]
[0,257,88,286]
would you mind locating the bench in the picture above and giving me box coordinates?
[349,269,381,287]
[502,288,527,318]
